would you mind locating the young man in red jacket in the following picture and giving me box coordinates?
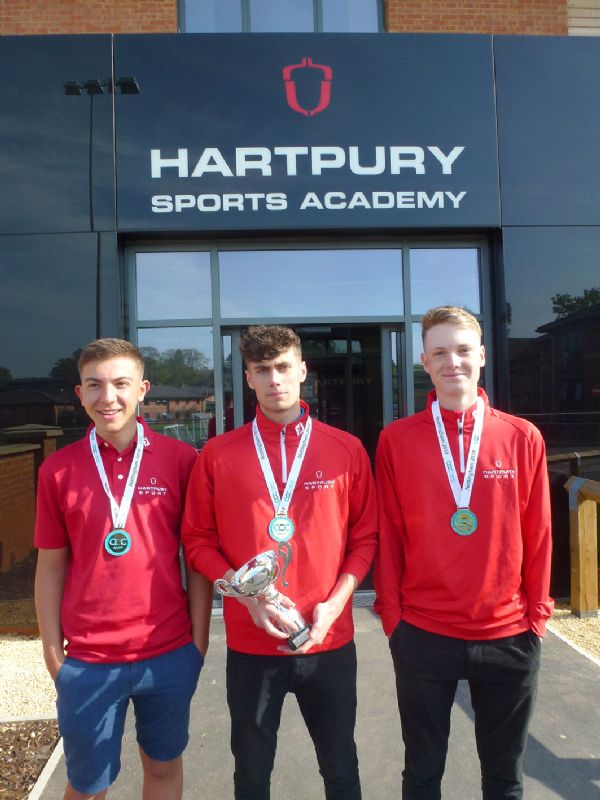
[35,338,212,800]
[374,306,553,800]
[183,325,377,800]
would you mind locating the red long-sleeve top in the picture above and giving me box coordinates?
[182,401,378,655]
[374,390,553,640]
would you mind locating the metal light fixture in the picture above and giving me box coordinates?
[83,78,106,95]
[115,76,141,94]
[64,80,83,95]
[64,77,141,96]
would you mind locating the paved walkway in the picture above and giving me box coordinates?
[39,608,600,798]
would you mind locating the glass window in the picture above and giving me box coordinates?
[136,252,211,321]
[182,0,242,32]
[137,327,214,449]
[219,249,403,318]
[0,234,97,440]
[208,334,235,438]
[180,0,382,32]
[388,329,404,420]
[504,227,600,455]
[0,235,98,579]
[249,0,314,31]
[412,322,430,412]
[322,0,380,31]
[410,248,480,315]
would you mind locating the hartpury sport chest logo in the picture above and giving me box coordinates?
[283,57,332,116]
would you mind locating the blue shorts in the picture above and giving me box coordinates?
[55,642,203,795]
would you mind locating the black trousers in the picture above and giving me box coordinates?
[390,621,541,800]
[226,641,361,800]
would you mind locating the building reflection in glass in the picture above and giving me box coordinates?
[136,327,215,451]
[509,300,600,449]
[504,228,600,457]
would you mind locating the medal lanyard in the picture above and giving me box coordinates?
[89,422,145,530]
[431,397,484,509]
[252,415,312,518]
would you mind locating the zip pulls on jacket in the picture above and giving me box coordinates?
[281,427,288,483]
[279,407,308,485]
[458,411,466,473]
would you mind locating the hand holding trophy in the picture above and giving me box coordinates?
[215,550,311,651]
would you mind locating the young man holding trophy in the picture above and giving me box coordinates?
[183,325,377,800]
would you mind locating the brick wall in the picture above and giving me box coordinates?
[0,0,178,35]
[386,0,568,35]
[0,446,39,572]
[1,1,569,36]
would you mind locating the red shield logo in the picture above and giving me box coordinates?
[283,57,332,117]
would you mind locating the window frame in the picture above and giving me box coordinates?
[178,0,385,33]
[126,235,492,430]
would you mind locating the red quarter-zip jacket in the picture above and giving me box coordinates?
[182,401,378,656]
[374,389,553,640]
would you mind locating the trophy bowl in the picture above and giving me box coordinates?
[215,549,311,651]
[215,550,280,599]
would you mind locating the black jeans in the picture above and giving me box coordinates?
[390,621,541,800]
[226,641,361,800]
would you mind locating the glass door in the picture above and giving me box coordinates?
[237,325,383,464]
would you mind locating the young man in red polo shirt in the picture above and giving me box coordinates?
[182,325,377,800]
[374,306,553,799]
[34,338,212,800]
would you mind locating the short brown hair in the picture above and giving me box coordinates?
[78,338,145,376]
[421,306,482,344]
[239,325,302,365]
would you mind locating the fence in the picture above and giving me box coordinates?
[564,476,600,617]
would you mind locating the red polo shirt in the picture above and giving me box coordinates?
[35,418,198,663]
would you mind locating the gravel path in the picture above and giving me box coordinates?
[1,606,599,722]
[548,604,600,662]
[0,607,598,800]
[0,636,56,721]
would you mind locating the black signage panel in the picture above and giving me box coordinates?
[115,34,500,231]
[495,36,600,226]
[0,36,115,235]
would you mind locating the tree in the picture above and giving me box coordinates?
[138,347,211,387]
[0,366,11,381]
[49,350,82,380]
[552,288,600,317]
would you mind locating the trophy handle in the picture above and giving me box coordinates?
[215,578,238,597]
[277,542,292,588]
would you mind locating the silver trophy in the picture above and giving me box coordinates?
[215,550,311,651]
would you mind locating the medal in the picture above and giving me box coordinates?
[268,515,295,543]
[450,509,478,536]
[90,422,145,557]
[104,529,132,556]
[431,397,484,537]
[253,415,312,555]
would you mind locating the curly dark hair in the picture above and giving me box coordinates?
[239,325,302,365]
